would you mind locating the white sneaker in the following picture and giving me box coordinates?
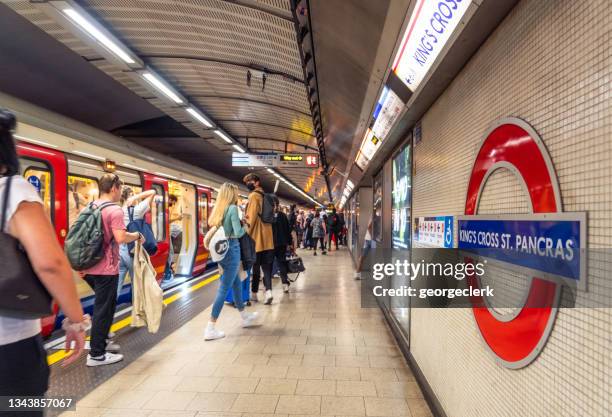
[354,272,362,280]
[264,290,273,305]
[251,292,259,302]
[283,284,290,293]
[204,328,225,341]
[106,340,121,353]
[108,331,116,338]
[241,312,260,328]
[86,352,124,367]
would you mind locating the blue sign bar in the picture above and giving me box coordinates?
[457,214,586,284]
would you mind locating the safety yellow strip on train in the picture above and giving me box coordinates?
[46,273,219,366]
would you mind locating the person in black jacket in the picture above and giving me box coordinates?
[272,197,294,293]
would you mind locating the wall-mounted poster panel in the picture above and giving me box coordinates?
[392,143,412,249]
[414,216,454,248]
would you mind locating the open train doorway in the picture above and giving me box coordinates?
[168,180,197,277]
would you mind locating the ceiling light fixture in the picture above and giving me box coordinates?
[62,8,135,64]
[214,130,233,144]
[141,72,183,104]
[186,107,213,128]
[233,144,246,153]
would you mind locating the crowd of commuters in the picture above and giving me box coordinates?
[0,110,349,412]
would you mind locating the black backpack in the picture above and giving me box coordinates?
[255,190,276,224]
[64,202,115,270]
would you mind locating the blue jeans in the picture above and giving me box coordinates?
[212,239,244,319]
[118,244,133,300]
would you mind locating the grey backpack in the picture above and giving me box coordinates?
[64,202,115,270]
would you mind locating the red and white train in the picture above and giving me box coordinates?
[5,94,257,337]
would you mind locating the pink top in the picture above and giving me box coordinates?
[82,200,125,276]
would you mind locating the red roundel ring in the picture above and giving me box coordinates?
[465,118,561,369]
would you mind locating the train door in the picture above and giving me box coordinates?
[143,174,170,281]
[16,142,68,337]
[192,187,211,276]
[167,180,198,277]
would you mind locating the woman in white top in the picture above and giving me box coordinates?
[0,110,87,411]
[118,186,156,300]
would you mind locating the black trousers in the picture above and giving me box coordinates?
[84,274,118,357]
[313,237,325,252]
[0,334,49,417]
[328,230,339,249]
[274,245,290,285]
[252,250,274,293]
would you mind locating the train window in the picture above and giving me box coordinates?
[67,175,99,229]
[150,184,165,241]
[21,161,53,221]
[199,193,209,235]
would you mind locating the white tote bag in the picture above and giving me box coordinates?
[204,225,229,262]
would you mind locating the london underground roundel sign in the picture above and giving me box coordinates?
[465,118,561,369]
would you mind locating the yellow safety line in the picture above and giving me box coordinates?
[47,273,219,365]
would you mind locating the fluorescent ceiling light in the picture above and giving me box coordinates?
[142,72,183,104]
[273,173,281,178]
[62,8,135,64]
[73,150,104,161]
[186,107,212,128]
[215,130,233,144]
[233,144,245,153]
[267,168,275,174]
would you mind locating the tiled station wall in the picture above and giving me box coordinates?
[410,0,611,416]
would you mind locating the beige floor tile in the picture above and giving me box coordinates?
[250,365,289,378]
[277,336,308,345]
[198,352,240,365]
[276,395,321,415]
[148,412,197,417]
[215,377,260,393]
[177,362,219,377]
[302,354,335,367]
[364,397,411,416]
[268,354,303,366]
[249,336,280,345]
[324,366,361,381]
[232,343,268,353]
[99,410,151,417]
[230,393,279,413]
[306,336,336,345]
[175,376,222,393]
[321,396,366,416]
[142,390,198,410]
[78,388,118,408]
[96,374,149,391]
[407,398,434,417]
[195,413,241,417]
[101,390,156,409]
[326,345,357,355]
[233,353,271,365]
[286,366,324,380]
[395,367,416,381]
[295,379,335,395]
[136,375,184,391]
[255,378,298,395]
[375,381,423,398]
[335,355,371,368]
[186,393,238,412]
[214,364,254,378]
[263,344,297,354]
[368,355,407,369]
[294,344,326,355]
[59,407,105,417]
[359,367,399,382]
[336,381,377,397]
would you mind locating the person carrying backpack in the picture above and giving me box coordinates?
[118,186,157,301]
[327,208,340,251]
[311,209,327,256]
[243,173,275,305]
[74,174,144,366]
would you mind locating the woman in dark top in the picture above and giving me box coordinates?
[272,197,294,293]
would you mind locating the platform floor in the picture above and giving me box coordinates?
[59,248,432,417]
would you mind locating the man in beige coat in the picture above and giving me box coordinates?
[243,173,275,304]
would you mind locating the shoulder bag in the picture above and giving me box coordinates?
[0,176,53,318]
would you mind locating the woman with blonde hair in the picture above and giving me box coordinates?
[205,183,259,340]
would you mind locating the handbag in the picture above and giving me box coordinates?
[286,252,305,282]
[127,205,158,256]
[0,175,53,318]
[239,233,256,271]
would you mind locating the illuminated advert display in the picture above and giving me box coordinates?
[392,0,471,91]
[414,216,454,248]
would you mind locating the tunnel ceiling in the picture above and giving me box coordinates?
[0,0,319,204]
